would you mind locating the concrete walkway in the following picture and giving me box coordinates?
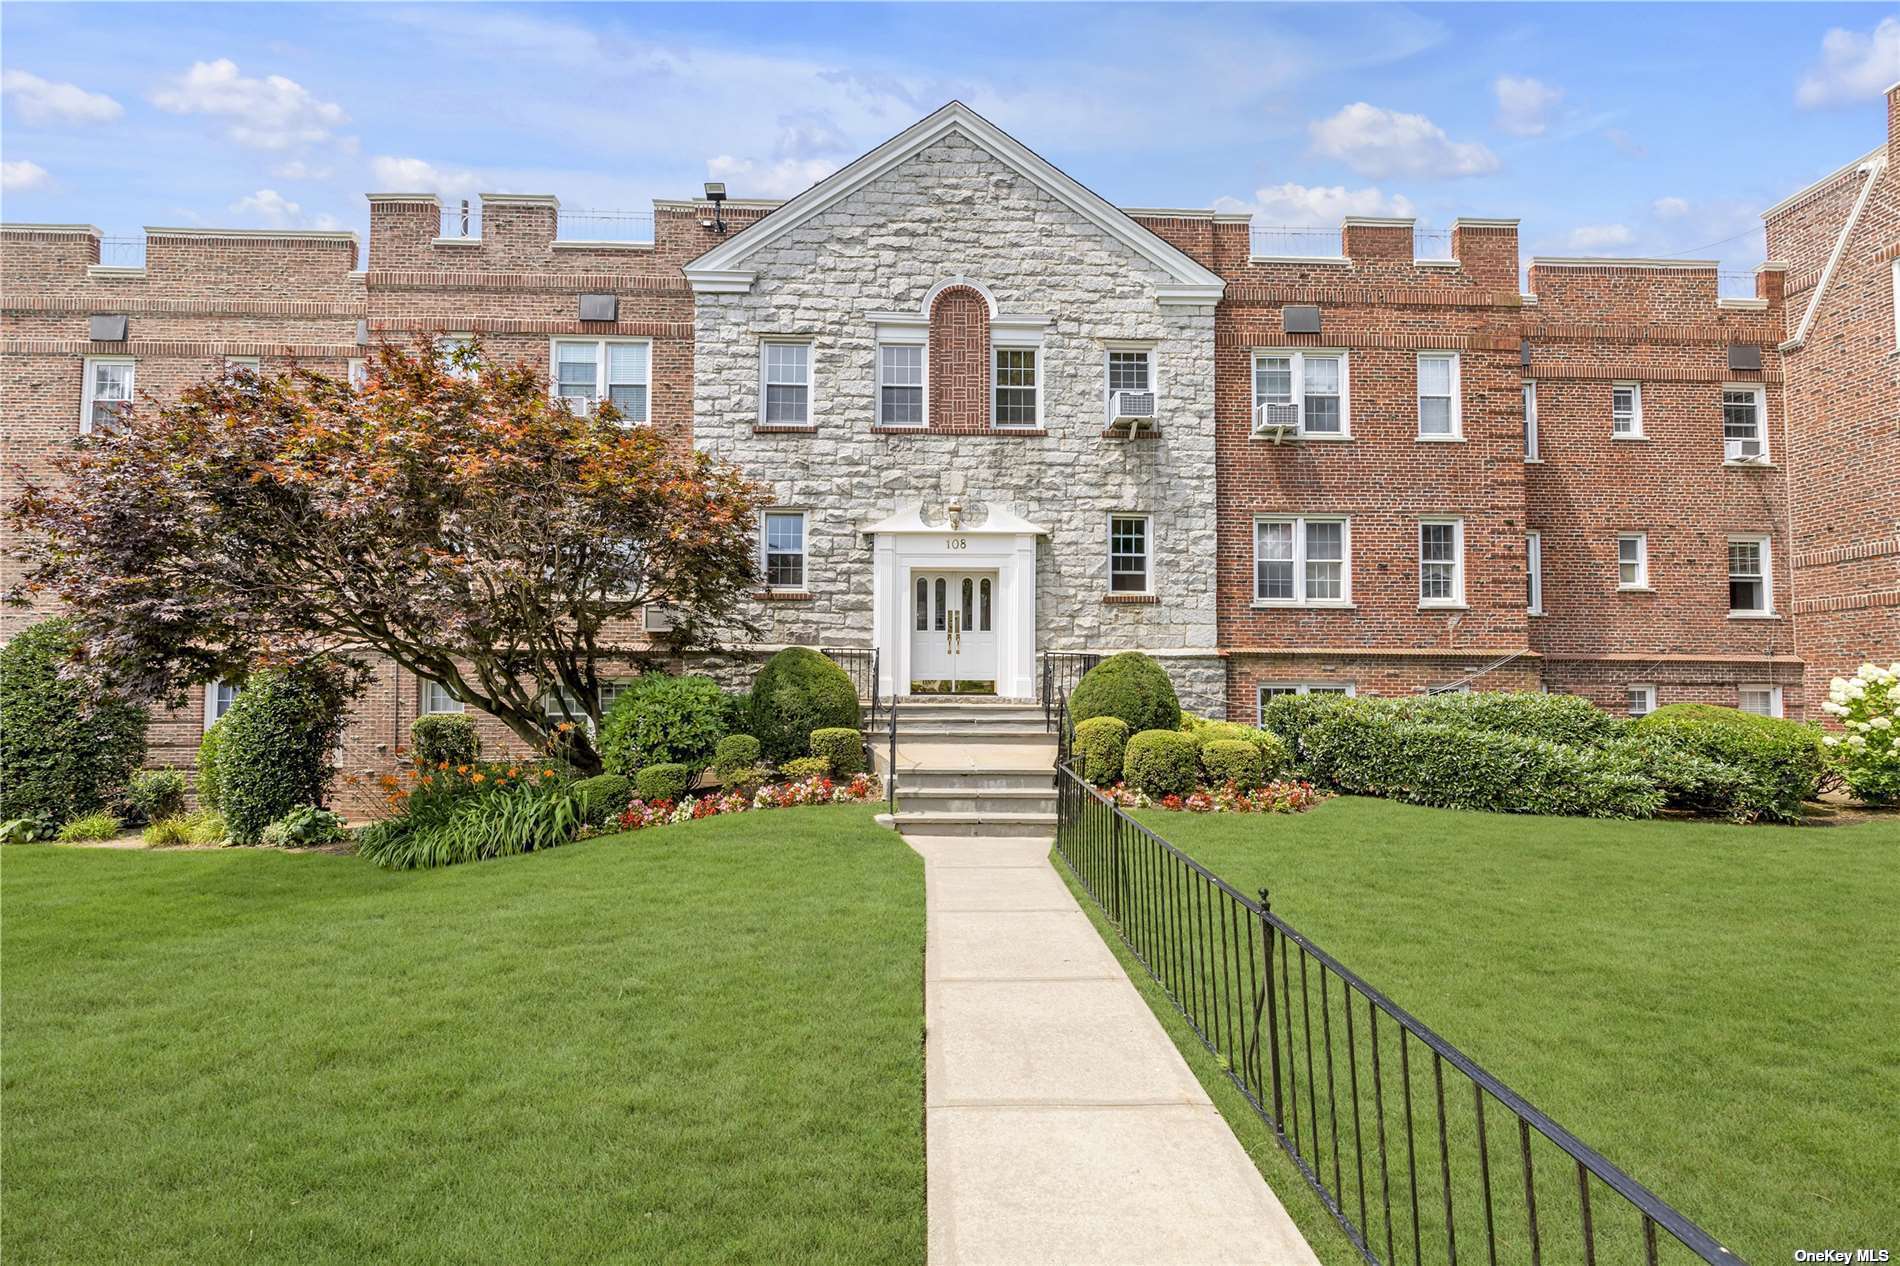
[915,834,1322,1266]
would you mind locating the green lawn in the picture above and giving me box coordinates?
[2,805,925,1265]
[1098,796,1900,1266]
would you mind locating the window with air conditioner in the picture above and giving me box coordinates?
[1722,386,1767,463]
[1254,517,1350,606]
[1106,348,1156,426]
[1251,350,1347,437]
[552,339,650,423]
[81,357,134,433]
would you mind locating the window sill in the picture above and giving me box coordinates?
[870,424,1048,438]
[1415,434,1465,443]
[1727,611,1781,621]
[1528,610,1545,618]
[1525,457,1545,464]
[1102,427,1162,440]
[1611,434,1647,441]
[1419,602,1469,611]
[1617,585,1656,594]
[753,423,818,435]
[754,589,814,602]
[1252,601,1358,611]
[1103,593,1159,604]
[1722,459,1777,469]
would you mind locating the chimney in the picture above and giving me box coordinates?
[1450,218,1520,291]
[1888,81,1900,169]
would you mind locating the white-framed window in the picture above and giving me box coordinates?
[1738,684,1783,718]
[1416,352,1461,438]
[877,342,925,427]
[1617,533,1649,589]
[224,355,260,374]
[1257,682,1355,720]
[1109,514,1151,594]
[1612,382,1643,438]
[348,358,369,389]
[421,679,464,714]
[81,356,135,433]
[1251,350,1348,437]
[438,333,475,379]
[1105,347,1155,422]
[1523,381,1540,461]
[1526,531,1543,615]
[992,345,1040,427]
[1722,385,1766,462]
[552,338,650,423]
[760,341,812,426]
[1728,535,1772,614]
[204,679,241,731]
[1254,516,1351,606]
[1626,684,1656,718]
[761,510,807,591]
[598,679,635,713]
[1418,519,1464,606]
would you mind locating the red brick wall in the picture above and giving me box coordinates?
[928,284,990,432]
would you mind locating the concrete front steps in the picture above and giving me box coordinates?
[870,700,1058,838]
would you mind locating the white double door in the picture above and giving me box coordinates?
[909,570,998,693]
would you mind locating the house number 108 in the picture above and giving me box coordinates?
[946,537,968,550]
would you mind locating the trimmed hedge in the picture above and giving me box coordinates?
[712,734,762,782]
[195,717,227,811]
[1259,692,1357,767]
[1124,729,1199,798]
[571,774,633,826]
[1073,716,1130,786]
[810,727,866,777]
[1186,720,1290,782]
[1302,708,1662,819]
[633,763,690,803]
[1400,690,1625,748]
[0,618,149,823]
[747,648,860,764]
[1628,704,1824,823]
[600,674,736,776]
[123,769,187,826]
[1201,739,1265,790]
[780,756,832,781]
[216,662,351,845]
[412,713,480,767]
[1069,653,1182,735]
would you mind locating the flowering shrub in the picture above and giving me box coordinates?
[351,759,580,869]
[1821,662,1900,804]
[1105,779,1326,815]
[617,773,882,833]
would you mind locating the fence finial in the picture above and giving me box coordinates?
[1257,887,1271,912]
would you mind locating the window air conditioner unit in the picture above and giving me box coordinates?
[1725,439,1766,464]
[1254,401,1299,442]
[643,604,674,634]
[1107,390,1157,434]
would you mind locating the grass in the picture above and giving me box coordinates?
[1077,795,1899,1266]
[2,804,925,1264]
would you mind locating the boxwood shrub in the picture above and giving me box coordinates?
[1073,716,1130,786]
[1186,720,1290,782]
[810,727,866,777]
[1201,739,1265,790]
[571,774,633,826]
[747,648,860,764]
[780,756,832,781]
[1303,709,1662,819]
[1628,704,1824,823]
[0,618,149,823]
[1259,692,1357,767]
[216,662,351,845]
[411,713,480,768]
[123,769,187,826]
[712,734,762,782]
[600,674,736,776]
[1124,729,1199,798]
[1069,652,1181,735]
[633,763,690,803]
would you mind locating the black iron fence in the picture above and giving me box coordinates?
[1040,651,1101,723]
[820,646,878,702]
[1052,763,1743,1266]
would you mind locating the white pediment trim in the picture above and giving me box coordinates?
[684,102,1226,306]
[861,502,1049,537]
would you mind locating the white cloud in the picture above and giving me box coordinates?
[271,159,332,181]
[1567,224,1634,251]
[1796,17,1900,109]
[228,188,342,231]
[1213,181,1415,224]
[1309,103,1500,179]
[369,155,482,198]
[0,70,123,124]
[705,153,837,199]
[1493,75,1562,137]
[1,159,50,191]
[151,59,348,150]
[1652,196,1691,219]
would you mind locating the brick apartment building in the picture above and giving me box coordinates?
[2,98,1892,780]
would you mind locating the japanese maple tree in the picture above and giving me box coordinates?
[7,340,765,774]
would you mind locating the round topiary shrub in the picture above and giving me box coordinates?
[123,769,187,826]
[1188,720,1290,782]
[747,648,860,764]
[600,674,736,776]
[810,727,866,777]
[411,713,480,768]
[779,756,832,781]
[633,762,690,803]
[571,773,633,826]
[1069,652,1181,736]
[1073,716,1130,786]
[0,618,149,824]
[712,734,762,782]
[1124,729,1199,799]
[1201,739,1265,790]
[216,661,351,845]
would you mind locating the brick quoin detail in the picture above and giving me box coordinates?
[928,284,990,433]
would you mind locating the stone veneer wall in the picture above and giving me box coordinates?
[692,130,1226,714]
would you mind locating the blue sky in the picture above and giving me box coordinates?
[3,3,1897,273]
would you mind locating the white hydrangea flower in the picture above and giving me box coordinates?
[1875,716,1894,730]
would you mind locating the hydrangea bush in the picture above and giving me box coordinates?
[1820,662,1900,804]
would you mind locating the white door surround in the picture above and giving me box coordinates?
[865,502,1046,699]
[910,570,1000,692]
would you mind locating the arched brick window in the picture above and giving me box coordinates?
[928,284,990,432]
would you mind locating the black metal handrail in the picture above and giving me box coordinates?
[886,688,898,814]
[820,646,878,702]
[1052,763,1743,1266]
[1040,650,1101,726]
